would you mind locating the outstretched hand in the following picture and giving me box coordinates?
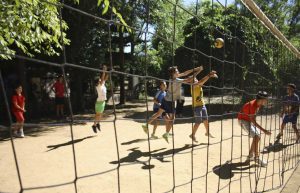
[264,130,271,135]
[209,70,218,78]
[196,66,203,72]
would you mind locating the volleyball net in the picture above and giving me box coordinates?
[0,0,300,192]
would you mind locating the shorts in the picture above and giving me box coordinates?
[239,119,260,138]
[55,97,65,105]
[153,108,165,118]
[283,113,298,125]
[194,106,208,124]
[95,101,105,113]
[160,99,175,114]
[13,111,25,122]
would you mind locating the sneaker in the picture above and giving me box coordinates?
[189,134,198,143]
[96,123,101,131]
[92,125,97,133]
[19,130,25,138]
[162,133,169,143]
[13,131,24,138]
[151,134,159,139]
[255,157,267,167]
[142,125,148,134]
[246,155,255,162]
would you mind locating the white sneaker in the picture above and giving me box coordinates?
[19,130,25,138]
[255,158,267,167]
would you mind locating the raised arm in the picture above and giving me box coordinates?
[195,71,217,86]
[99,65,107,85]
[178,66,203,77]
[182,67,204,83]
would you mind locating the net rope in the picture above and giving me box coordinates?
[0,0,299,193]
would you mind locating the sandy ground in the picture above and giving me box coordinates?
[1,99,300,193]
[281,162,300,193]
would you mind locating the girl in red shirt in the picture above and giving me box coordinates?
[12,85,26,138]
[52,76,65,118]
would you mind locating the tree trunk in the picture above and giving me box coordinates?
[128,41,135,92]
[119,31,126,105]
[17,59,28,99]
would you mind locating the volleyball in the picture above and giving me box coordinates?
[214,38,224,48]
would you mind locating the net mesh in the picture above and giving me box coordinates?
[0,0,299,193]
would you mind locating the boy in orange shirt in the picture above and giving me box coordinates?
[238,91,271,167]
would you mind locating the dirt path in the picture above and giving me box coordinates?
[1,98,299,193]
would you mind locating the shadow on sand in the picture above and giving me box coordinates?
[110,144,200,169]
[213,160,257,179]
[261,139,295,154]
[46,135,95,152]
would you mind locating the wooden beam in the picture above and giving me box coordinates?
[240,0,300,59]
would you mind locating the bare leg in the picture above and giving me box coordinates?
[152,120,159,135]
[203,120,214,137]
[162,114,172,143]
[166,113,174,133]
[189,123,200,142]
[148,109,164,125]
[94,113,101,126]
[250,136,260,158]
[13,122,21,135]
[292,124,300,141]
[279,123,285,136]
[192,123,200,136]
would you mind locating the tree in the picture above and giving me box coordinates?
[0,0,69,60]
[148,0,190,78]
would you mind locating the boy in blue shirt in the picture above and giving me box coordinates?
[277,83,300,143]
[145,81,167,139]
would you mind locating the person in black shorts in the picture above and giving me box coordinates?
[142,66,203,143]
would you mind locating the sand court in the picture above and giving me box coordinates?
[1,102,299,193]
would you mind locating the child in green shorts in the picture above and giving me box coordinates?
[92,65,109,133]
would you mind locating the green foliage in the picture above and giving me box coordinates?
[149,0,190,75]
[0,0,69,60]
[97,0,131,33]
[0,0,130,60]
[168,0,300,93]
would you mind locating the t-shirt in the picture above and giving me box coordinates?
[283,93,299,115]
[12,94,25,112]
[96,83,107,101]
[179,87,185,100]
[191,85,205,107]
[164,78,184,102]
[237,99,261,121]
[153,90,166,110]
[53,81,65,98]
